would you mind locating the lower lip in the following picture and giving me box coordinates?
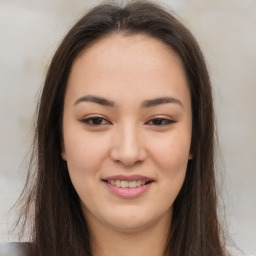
[103,182,153,199]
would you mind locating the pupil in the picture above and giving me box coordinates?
[154,119,162,125]
[93,117,103,125]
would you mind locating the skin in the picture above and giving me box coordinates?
[62,34,192,256]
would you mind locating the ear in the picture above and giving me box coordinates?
[61,151,67,161]
[61,141,67,161]
[188,142,193,160]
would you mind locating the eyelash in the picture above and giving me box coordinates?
[81,116,176,127]
[147,118,175,126]
[81,117,110,126]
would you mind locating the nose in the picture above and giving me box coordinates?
[110,123,147,167]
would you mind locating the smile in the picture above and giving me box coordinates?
[105,180,152,188]
[102,175,154,198]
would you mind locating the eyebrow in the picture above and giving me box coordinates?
[74,95,115,107]
[74,94,183,108]
[141,97,183,108]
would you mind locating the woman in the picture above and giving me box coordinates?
[0,1,250,256]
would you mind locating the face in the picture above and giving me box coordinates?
[62,34,192,233]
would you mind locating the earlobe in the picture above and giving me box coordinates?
[61,151,67,161]
[61,141,67,161]
[188,153,193,160]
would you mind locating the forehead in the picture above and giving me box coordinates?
[66,33,190,108]
[72,33,184,78]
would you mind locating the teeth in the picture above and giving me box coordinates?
[107,180,149,188]
[136,180,142,186]
[116,180,121,187]
[120,181,128,188]
[128,181,137,188]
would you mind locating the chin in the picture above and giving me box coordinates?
[100,206,172,233]
[105,216,156,233]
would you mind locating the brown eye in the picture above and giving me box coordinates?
[147,118,175,126]
[81,117,110,126]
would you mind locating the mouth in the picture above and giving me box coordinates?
[102,175,155,190]
[102,179,154,188]
[101,175,155,198]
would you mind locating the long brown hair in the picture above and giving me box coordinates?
[15,1,228,255]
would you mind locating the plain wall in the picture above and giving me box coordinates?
[0,0,255,254]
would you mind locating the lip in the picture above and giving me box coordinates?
[102,175,153,182]
[102,175,155,199]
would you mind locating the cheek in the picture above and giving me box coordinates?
[152,132,190,206]
[63,128,109,176]
[64,131,109,205]
[150,130,191,173]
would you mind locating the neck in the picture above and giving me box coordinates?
[87,212,172,256]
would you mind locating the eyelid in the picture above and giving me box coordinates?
[80,115,111,126]
[80,115,176,127]
[145,117,176,126]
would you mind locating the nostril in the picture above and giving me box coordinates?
[110,143,147,167]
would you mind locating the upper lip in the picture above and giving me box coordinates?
[102,175,154,182]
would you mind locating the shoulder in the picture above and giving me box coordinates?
[240,253,254,256]
[228,246,254,256]
[238,253,254,256]
[0,242,31,256]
